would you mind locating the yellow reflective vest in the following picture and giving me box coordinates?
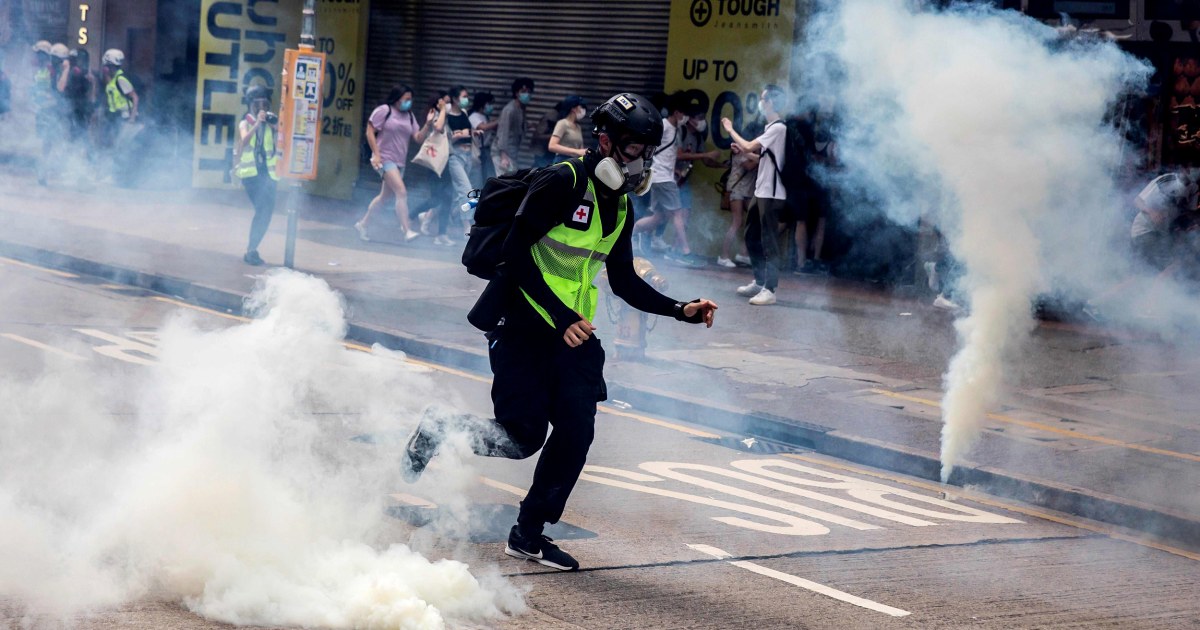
[105,69,133,116]
[523,159,627,328]
[235,115,279,180]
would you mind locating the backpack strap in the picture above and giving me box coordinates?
[559,157,590,214]
[652,125,683,157]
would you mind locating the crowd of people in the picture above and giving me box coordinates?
[346,77,849,307]
[22,41,138,187]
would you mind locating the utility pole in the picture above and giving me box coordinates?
[278,0,325,269]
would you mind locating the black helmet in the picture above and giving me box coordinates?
[243,84,272,105]
[591,93,663,148]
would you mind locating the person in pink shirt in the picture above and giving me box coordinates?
[355,84,427,242]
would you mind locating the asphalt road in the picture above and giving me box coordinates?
[1,259,1197,629]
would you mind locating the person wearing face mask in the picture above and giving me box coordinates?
[233,84,280,266]
[547,95,588,162]
[444,85,482,237]
[469,91,498,181]
[495,77,534,175]
[400,92,718,572]
[722,84,790,305]
[354,84,424,243]
[632,92,720,264]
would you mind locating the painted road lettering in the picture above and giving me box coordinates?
[583,458,1021,537]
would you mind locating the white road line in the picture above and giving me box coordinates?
[0,333,87,361]
[686,544,912,618]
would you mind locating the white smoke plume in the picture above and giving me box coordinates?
[0,270,523,628]
[802,0,1152,481]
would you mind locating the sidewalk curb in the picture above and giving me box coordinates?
[2,240,1196,551]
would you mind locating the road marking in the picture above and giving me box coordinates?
[783,453,1200,563]
[642,461,932,527]
[480,476,527,497]
[869,388,1200,464]
[686,543,911,617]
[599,407,720,438]
[390,493,438,509]
[0,333,86,361]
[0,257,78,278]
[74,329,159,365]
[582,466,834,536]
[151,296,249,323]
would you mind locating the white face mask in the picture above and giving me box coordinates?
[692,119,707,133]
[677,115,689,127]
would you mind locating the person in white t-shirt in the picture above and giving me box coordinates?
[633,91,719,262]
[722,84,788,305]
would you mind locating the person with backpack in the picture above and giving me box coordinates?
[722,84,791,305]
[400,92,718,572]
[354,84,424,243]
[633,91,720,265]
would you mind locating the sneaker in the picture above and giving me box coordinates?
[433,234,456,247]
[716,256,736,268]
[734,254,752,266]
[404,229,421,242]
[243,251,264,266]
[932,293,961,311]
[354,220,370,242]
[736,281,763,297]
[650,235,669,252]
[418,211,435,236]
[504,526,579,571]
[749,288,776,305]
[399,409,446,483]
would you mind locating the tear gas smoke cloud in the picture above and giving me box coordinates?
[0,270,523,628]
[802,0,1152,481]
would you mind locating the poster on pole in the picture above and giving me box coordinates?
[301,0,370,199]
[277,48,325,180]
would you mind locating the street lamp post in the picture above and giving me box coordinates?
[282,0,320,269]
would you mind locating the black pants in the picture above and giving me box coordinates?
[243,173,277,254]
[471,323,607,533]
[746,197,785,291]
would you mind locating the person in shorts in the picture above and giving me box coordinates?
[633,91,718,264]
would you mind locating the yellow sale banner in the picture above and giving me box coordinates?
[664,0,797,253]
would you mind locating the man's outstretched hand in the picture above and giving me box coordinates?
[683,299,718,328]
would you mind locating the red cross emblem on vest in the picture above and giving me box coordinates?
[573,204,590,224]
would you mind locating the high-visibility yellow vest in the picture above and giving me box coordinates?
[105,69,132,115]
[523,159,627,328]
[234,115,279,180]
[32,67,53,110]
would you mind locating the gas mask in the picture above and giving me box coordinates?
[596,146,652,196]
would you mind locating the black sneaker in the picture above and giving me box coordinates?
[400,410,445,483]
[243,251,265,266]
[504,526,579,571]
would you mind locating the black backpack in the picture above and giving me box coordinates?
[762,119,810,215]
[461,157,588,281]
